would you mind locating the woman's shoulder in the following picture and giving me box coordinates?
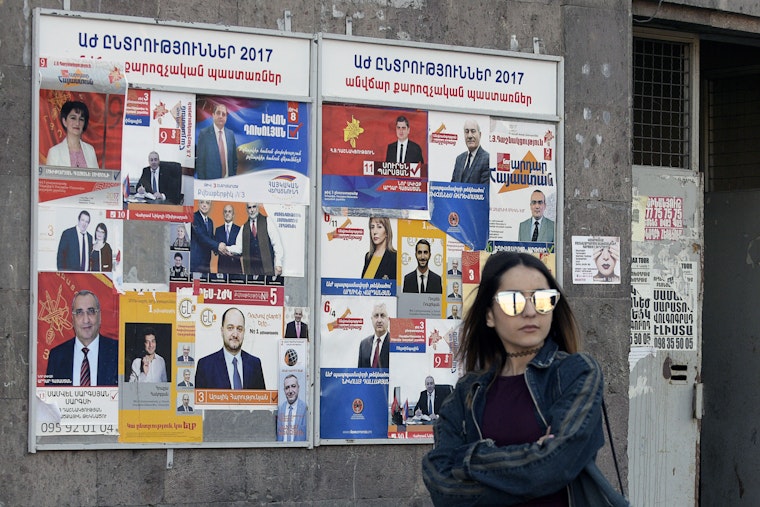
[552,351,602,375]
[454,368,493,390]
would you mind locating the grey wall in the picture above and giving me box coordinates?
[0,1,632,505]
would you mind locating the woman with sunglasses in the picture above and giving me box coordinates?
[422,252,628,506]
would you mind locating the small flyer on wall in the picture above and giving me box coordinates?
[572,236,621,284]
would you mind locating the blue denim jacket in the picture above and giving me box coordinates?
[422,340,629,507]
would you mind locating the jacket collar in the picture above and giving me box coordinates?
[530,338,560,369]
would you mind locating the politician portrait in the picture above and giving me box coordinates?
[195,307,266,389]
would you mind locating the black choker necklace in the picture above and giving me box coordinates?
[505,346,542,358]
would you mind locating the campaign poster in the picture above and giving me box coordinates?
[38,59,127,171]
[35,272,120,436]
[426,111,491,248]
[387,318,461,439]
[189,200,306,278]
[191,285,283,410]
[37,206,124,283]
[572,236,621,284]
[275,339,309,442]
[319,295,397,369]
[320,213,398,297]
[121,89,195,206]
[321,104,428,212]
[318,295,391,441]
[396,219,447,318]
[488,119,557,243]
[119,291,203,443]
[38,82,126,206]
[193,96,310,205]
[319,368,389,440]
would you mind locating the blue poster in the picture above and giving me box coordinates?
[319,368,389,439]
[429,181,489,250]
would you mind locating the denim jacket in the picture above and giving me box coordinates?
[422,340,629,507]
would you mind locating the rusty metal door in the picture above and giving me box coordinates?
[629,166,703,506]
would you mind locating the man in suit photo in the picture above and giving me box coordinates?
[136,151,181,204]
[177,393,194,412]
[228,203,284,277]
[195,307,266,389]
[448,281,462,300]
[195,103,237,179]
[451,119,491,184]
[284,307,308,338]
[177,344,194,363]
[45,290,118,386]
[56,210,93,271]
[517,189,555,243]
[177,369,194,388]
[191,200,230,273]
[414,376,453,420]
[447,259,461,276]
[276,374,308,441]
[215,204,243,274]
[357,303,391,368]
[402,239,443,294]
[385,115,424,164]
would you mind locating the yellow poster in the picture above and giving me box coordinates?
[119,291,202,443]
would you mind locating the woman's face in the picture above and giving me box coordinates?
[62,109,86,137]
[486,265,553,354]
[95,228,105,241]
[370,219,387,247]
[177,227,186,239]
[595,248,616,277]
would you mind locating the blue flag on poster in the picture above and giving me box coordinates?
[429,181,489,250]
[320,368,389,439]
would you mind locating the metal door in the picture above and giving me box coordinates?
[629,166,703,506]
[701,189,760,505]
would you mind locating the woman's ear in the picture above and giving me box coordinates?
[486,307,495,328]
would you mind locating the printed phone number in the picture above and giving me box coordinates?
[39,423,116,434]
[653,336,694,350]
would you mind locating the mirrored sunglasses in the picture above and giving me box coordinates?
[493,289,560,316]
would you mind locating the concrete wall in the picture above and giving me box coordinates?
[0,1,632,505]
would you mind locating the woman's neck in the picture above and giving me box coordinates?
[373,243,386,256]
[501,357,530,376]
[67,135,82,151]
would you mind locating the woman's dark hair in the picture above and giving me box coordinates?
[60,100,90,133]
[457,252,580,373]
[95,222,108,242]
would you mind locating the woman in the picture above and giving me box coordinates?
[46,100,99,168]
[89,223,113,272]
[422,252,628,506]
[593,242,621,283]
[171,224,190,249]
[361,217,397,280]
